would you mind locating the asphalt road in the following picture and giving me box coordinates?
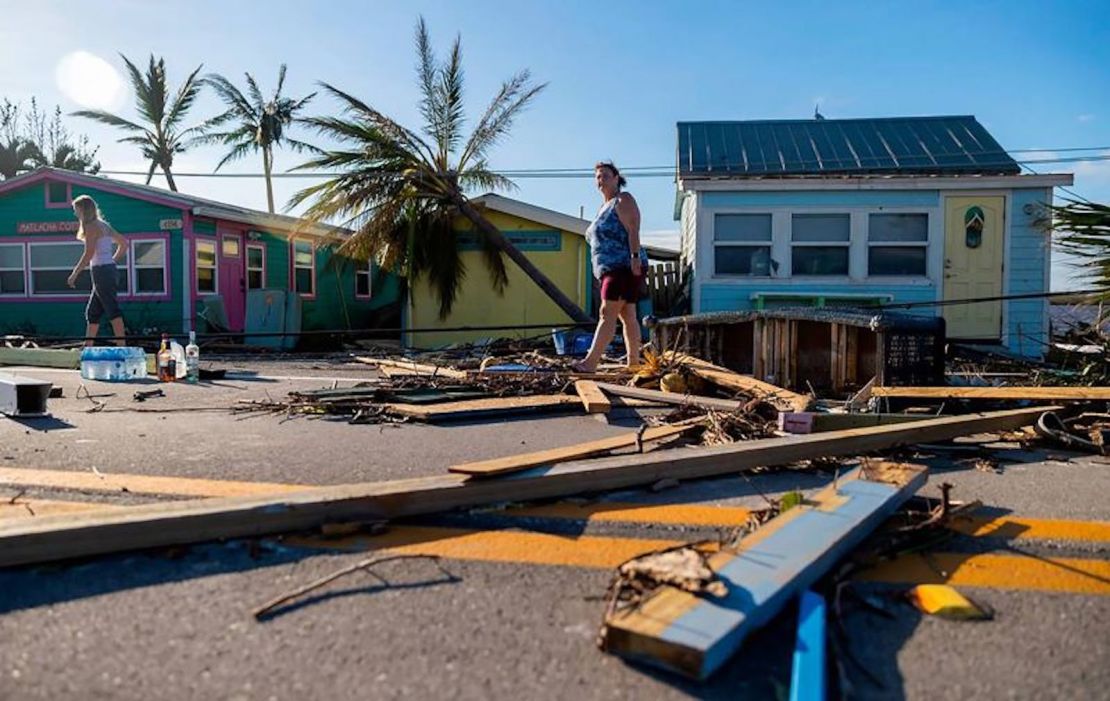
[0,359,1107,700]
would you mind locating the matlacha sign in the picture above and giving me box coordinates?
[17,221,80,234]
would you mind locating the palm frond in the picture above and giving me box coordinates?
[458,71,546,170]
[70,109,146,134]
[437,34,465,164]
[165,63,204,130]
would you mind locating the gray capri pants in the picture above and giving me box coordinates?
[86,263,123,324]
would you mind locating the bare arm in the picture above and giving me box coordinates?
[109,226,127,264]
[615,193,643,273]
[67,238,94,288]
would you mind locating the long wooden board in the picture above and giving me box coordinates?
[0,347,80,369]
[668,353,813,413]
[602,463,926,679]
[382,394,580,421]
[575,380,612,414]
[449,423,697,477]
[353,357,468,380]
[872,386,1110,400]
[0,406,1049,568]
[595,382,745,412]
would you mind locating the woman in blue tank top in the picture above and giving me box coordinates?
[67,195,128,346]
[574,161,648,372]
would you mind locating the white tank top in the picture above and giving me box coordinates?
[89,223,116,266]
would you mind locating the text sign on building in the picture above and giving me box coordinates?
[159,218,183,230]
[16,221,80,234]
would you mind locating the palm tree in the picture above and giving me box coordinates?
[73,54,203,191]
[0,137,39,179]
[198,66,316,213]
[290,17,591,323]
[1044,198,1110,294]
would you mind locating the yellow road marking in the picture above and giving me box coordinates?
[505,501,753,526]
[0,499,121,520]
[857,552,1110,596]
[948,515,1110,543]
[0,467,305,498]
[289,526,685,569]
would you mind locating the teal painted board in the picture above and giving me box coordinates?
[245,289,287,349]
[284,291,302,350]
[790,590,827,701]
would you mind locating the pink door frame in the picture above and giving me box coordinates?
[217,226,246,332]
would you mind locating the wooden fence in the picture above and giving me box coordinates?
[646,261,681,315]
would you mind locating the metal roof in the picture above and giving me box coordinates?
[676,116,1021,179]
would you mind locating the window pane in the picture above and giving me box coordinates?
[135,268,164,293]
[715,246,772,275]
[0,245,23,269]
[116,267,129,293]
[869,246,927,276]
[197,267,216,293]
[196,242,216,267]
[792,214,850,242]
[294,241,313,267]
[222,237,240,257]
[792,246,849,275]
[248,270,264,290]
[0,270,24,294]
[356,272,370,296]
[714,214,772,242]
[33,269,90,293]
[48,182,69,203]
[134,241,165,266]
[295,268,313,294]
[30,243,82,268]
[247,247,264,269]
[869,214,928,242]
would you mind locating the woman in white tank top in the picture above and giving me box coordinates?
[67,195,128,346]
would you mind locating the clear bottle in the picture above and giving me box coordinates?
[185,331,200,384]
[157,334,176,382]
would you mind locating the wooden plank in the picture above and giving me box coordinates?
[848,376,876,412]
[790,590,827,701]
[595,382,745,412]
[574,380,612,414]
[449,423,697,477]
[667,352,813,413]
[383,394,581,422]
[0,347,80,369]
[353,356,467,380]
[871,386,1110,400]
[602,463,926,679]
[0,406,1048,568]
[778,412,929,434]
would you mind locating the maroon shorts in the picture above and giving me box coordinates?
[600,268,643,302]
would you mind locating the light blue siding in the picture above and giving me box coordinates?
[700,190,940,209]
[699,282,937,315]
[1006,188,1051,357]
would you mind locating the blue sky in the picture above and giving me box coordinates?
[2,0,1108,288]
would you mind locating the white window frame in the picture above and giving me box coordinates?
[866,213,930,278]
[195,238,219,295]
[790,213,851,278]
[246,243,266,291]
[291,238,316,297]
[129,238,168,296]
[354,259,373,299]
[0,242,27,297]
[711,213,774,277]
[27,240,95,296]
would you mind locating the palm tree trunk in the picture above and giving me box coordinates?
[263,147,275,213]
[453,195,593,324]
[163,165,178,192]
[144,161,157,185]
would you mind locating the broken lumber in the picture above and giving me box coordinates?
[667,352,813,413]
[790,590,827,701]
[575,380,612,414]
[0,347,80,369]
[382,394,580,422]
[0,407,1047,568]
[778,412,928,434]
[595,382,745,412]
[354,356,468,380]
[601,463,926,680]
[449,423,698,477]
[871,386,1110,400]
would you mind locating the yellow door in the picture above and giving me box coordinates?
[943,196,1005,339]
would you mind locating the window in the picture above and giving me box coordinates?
[791,214,849,276]
[246,244,266,290]
[222,235,240,257]
[713,214,772,276]
[868,213,928,276]
[0,243,25,295]
[355,260,372,298]
[196,240,217,293]
[292,239,314,295]
[131,240,166,294]
[46,182,71,207]
[29,242,90,294]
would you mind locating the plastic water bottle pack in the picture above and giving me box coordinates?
[79,346,148,382]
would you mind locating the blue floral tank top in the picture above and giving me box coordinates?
[585,196,649,278]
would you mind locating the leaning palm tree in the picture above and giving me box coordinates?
[1046,198,1110,295]
[0,137,40,179]
[198,66,316,213]
[73,54,203,191]
[290,18,590,322]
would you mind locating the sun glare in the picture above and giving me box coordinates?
[55,51,126,111]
